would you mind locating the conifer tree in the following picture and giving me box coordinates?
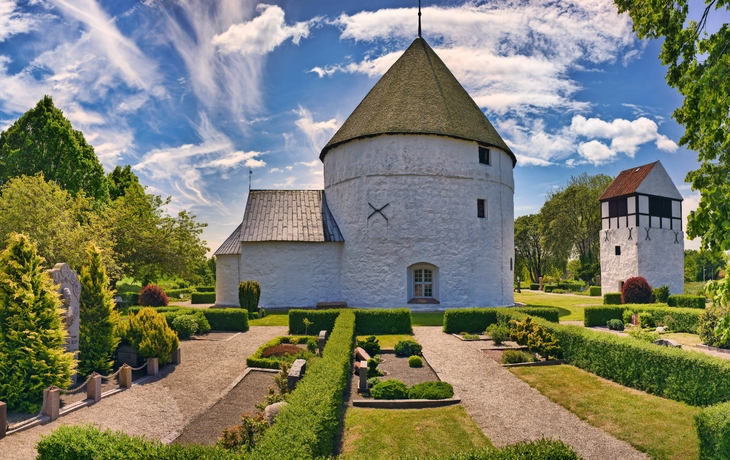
[0,233,74,412]
[78,243,119,376]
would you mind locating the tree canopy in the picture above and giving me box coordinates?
[0,96,109,202]
[684,249,727,282]
[514,214,554,283]
[614,0,730,301]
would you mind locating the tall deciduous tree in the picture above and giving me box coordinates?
[514,214,553,283]
[539,173,613,273]
[613,0,730,302]
[107,165,141,201]
[78,244,119,376]
[0,233,74,412]
[0,96,109,202]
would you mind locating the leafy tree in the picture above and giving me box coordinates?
[0,233,74,412]
[539,173,613,273]
[684,249,727,282]
[107,165,141,201]
[613,1,730,302]
[78,244,119,376]
[0,96,109,202]
[514,214,553,283]
[0,174,117,277]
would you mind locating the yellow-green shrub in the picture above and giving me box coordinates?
[122,307,179,365]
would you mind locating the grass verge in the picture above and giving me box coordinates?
[412,312,444,326]
[509,364,699,460]
[662,332,703,347]
[249,312,289,326]
[514,291,602,321]
[339,406,492,459]
[356,334,415,349]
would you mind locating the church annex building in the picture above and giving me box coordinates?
[214,37,516,310]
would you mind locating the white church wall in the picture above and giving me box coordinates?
[215,254,240,307]
[600,227,684,295]
[239,242,343,308]
[635,163,684,200]
[324,135,514,308]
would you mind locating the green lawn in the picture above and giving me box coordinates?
[339,406,493,459]
[684,281,709,297]
[514,291,603,321]
[411,311,444,326]
[356,334,415,349]
[510,365,700,460]
[249,311,289,326]
[662,332,703,347]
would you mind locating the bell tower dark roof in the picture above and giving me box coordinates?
[319,37,515,166]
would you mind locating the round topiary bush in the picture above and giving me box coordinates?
[371,379,408,400]
[394,340,422,357]
[139,284,168,306]
[408,381,454,400]
[408,355,423,367]
[171,314,199,339]
[621,276,653,304]
[121,307,179,365]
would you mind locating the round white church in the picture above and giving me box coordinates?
[215,37,516,309]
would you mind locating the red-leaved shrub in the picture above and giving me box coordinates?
[622,276,653,304]
[138,284,168,306]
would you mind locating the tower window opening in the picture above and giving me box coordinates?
[615,245,621,256]
[478,146,490,165]
[477,199,486,218]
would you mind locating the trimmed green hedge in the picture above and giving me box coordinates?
[164,288,193,299]
[119,292,139,306]
[696,401,730,460]
[411,439,580,460]
[530,283,540,290]
[543,284,557,293]
[289,310,340,335]
[668,294,706,309]
[584,305,701,333]
[498,310,730,406]
[191,292,216,304]
[589,286,601,296]
[443,308,500,334]
[603,292,622,304]
[514,306,560,323]
[36,424,237,459]
[246,335,313,369]
[195,285,216,292]
[130,306,249,332]
[289,309,413,335]
[354,309,413,334]
[557,281,584,292]
[251,310,355,459]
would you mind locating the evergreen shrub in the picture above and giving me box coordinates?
[408,381,453,400]
[122,307,179,365]
[239,280,261,313]
[394,340,422,357]
[514,306,560,323]
[191,292,215,304]
[510,316,561,360]
[78,244,119,376]
[603,292,622,304]
[371,379,408,400]
[530,283,540,290]
[621,276,653,304]
[139,285,168,306]
[584,305,701,332]
[668,294,706,309]
[408,355,423,367]
[0,233,74,412]
[543,284,558,292]
[119,292,139,306]
[695,400,730,460]
[171,315,198,339]
[653,285,670,304]
[589,286,602,296]
[356,336,381,356]
[486,323,510,344]
[638,312,654,328]
[699,307,729,348]
[606,319,624,331]
[501,350,535,364]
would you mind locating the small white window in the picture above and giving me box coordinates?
[414,268,433,297]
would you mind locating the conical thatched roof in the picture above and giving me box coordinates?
[320,37,515,166]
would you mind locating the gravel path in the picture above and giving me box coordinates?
[0,326,286,460]
[414,326,648,460]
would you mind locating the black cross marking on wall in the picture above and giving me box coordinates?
[604,230,610,241]
[674,231,680,244]
[628,227,633,241]
[645,227,651,241]
[368,203,390,223]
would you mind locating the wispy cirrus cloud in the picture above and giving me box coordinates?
[0,0,38,42]
[294,105,340,154]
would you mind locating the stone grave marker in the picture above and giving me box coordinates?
[47,263,81,384]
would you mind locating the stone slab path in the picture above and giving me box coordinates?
[0,326,286,460]
[414,326,648,460]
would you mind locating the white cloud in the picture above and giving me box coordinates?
[294,106,340,154]
[577,140,616,165]
[212,4,314,55]
[324,1,637,114]
[0,0,37,42]
[134,113,265,212]
[298,160,319,168]
[571,115,678,157]
[269,167,282,173]
[285,165,292,171]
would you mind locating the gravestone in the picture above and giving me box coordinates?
[288,359,307,391]
[596,275,601,286]
[47,263,81,384]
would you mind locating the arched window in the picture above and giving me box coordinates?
[407,263,439,304]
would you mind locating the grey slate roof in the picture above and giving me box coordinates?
[214,223,242,255]
[238,190,343,243]
[320,37,515,166]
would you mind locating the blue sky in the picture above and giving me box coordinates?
[1,0,726,253]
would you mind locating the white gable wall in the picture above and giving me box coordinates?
[216,254,240,306]
[324,135,514,308]
[634,162,683,200]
